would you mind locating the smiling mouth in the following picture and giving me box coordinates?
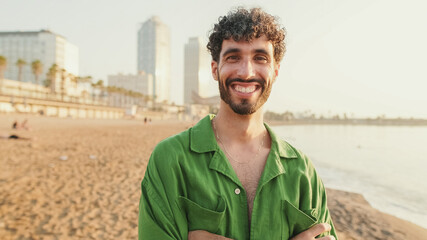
[233,85,257,93]
[226,78,264,96]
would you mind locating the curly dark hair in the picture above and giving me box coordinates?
[207,7,286,63]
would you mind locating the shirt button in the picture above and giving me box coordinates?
[234,188,241,195]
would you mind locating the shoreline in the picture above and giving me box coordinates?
[1,114,426,239]
[266,119,427,127]
[326,188,427,240]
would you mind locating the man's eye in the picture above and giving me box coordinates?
[226,56,239,62]
[255,56,268,62]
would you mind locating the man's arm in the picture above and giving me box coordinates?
[311,172,338,238]
[188,230,233,240]
[139,178,182,239]
[300,154,338,239]
[188,223,335,240]
[291,223,336,240]
[138,147,188,240]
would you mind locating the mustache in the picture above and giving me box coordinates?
[225,78,265,87]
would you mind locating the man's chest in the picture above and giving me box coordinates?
[175,148,321,240]
[229,149,269,217]
[177,157,317,240]
[235,165,261,214]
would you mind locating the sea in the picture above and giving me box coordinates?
[272,124,427,229]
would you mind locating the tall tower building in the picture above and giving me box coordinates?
[184,37,217,104]
[0,30,79,84]
[137,16,170,103]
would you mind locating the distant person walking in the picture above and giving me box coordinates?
[11,119,31,131]
[12,120,18,129]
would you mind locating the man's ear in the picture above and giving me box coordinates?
[275,63,280,78]
[273,63,280,82]
[211,60,218,81]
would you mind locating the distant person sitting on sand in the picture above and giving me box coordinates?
[138,7,338,240]
[0,133,31,140]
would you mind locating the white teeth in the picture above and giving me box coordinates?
[235,85,256,93]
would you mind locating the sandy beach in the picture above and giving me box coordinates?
[1,114,426,240]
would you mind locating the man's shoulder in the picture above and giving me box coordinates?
[152,127,191,156]
[270,130,313,168]
[144,127,192,178]
[267,127,307,160]
[278,139,306,158]
[153,115,214,156]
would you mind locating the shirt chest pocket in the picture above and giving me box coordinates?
[282,200,318,239]
[177,196,227,234]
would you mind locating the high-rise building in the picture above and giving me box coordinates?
[108,72,153,97]
[184,37,217,104]
[0,30,79,84]
[137,16,170,103]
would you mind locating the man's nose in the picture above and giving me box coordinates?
[236,59,256,80]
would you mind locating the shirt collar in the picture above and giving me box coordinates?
[190,114,217,153]
[265,124,298,159]
[190,114,298,159]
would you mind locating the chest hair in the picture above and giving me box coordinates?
[229,149,269,223]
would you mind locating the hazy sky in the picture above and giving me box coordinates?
[2,0,426,118]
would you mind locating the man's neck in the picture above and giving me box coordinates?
[214,101,266,144]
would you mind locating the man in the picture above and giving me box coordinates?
[139,7,338,240]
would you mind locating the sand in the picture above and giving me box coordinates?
[0,114,426,240]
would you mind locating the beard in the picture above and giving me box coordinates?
[218,73,272,115]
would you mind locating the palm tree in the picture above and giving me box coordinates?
[79,75,92,84]
[31,60,43,85]
[46,64,58,93]
[96,79,105,101]
[90,82,97,102]
[105,85,114,105]
[60,68,67,100]
[91,79,104,103]
[69,74,78,89]
[74,75,91,102]
[0,55,6,78]
[15,58,27,95]
[16,59,27,82]
[0,55,7,92]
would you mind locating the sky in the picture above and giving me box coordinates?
[1,0,427,118]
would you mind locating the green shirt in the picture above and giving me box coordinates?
[139,115,338,240]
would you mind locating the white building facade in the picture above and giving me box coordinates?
[0,30,79,85]
[137,17,170,103]
[107,72,153,96]
[184,37,217,104]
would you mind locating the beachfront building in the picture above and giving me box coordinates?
[137,16,170,103]
[0,78,124,119]
[183,37,217,104]
[0,30,79,88]
[107,72,154,97]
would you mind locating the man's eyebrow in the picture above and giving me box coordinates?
[254,49,270,55]
[222,48,241,57]
[221,48,271,58]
